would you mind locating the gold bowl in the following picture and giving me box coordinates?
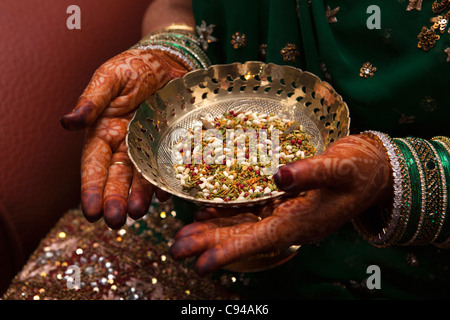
[126,61,350,272]
[126,61,350,208]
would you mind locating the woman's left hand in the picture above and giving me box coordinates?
[169,134,393,275]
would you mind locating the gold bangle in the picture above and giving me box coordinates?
[433,136,450,148]
[163,23,195,34]
[110,161,132,167]
[431,137,450,248]
[404,137,444,245]
[353,131,405,247]
[132,29,211,70]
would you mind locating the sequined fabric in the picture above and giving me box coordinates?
[2,199,241,300]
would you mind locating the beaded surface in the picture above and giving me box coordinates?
[2,199,243,300]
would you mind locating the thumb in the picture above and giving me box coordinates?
[273,155,353,194]
[60,68,120,131]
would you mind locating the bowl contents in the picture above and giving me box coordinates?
[172,109,316,202]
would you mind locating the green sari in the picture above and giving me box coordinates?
[190,0,450,299]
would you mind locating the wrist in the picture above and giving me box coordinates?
[132,27,211,72]
[353,132,450,248]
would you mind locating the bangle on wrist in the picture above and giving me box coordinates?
[353,131,405,247]
[162,23,195,34]
[354,132,450,248]
[131,27,211,71]
[431,136,450,248]
[397,137,446,246]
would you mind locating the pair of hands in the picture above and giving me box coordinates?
[61,48,392,275]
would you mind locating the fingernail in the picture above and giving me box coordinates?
[60,103,94,130]
[274,165,294,191]
[104,199,127,230]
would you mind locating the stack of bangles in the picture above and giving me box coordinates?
[353,131,450,248]
[131,23,211,71]
[132,26,450,249]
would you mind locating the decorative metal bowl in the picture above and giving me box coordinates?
[126,61,350,272]
[126,61,350,208]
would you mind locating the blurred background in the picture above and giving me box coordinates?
[0,0,150,295]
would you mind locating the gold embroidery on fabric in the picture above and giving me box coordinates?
[231,32,247,49]
[431,14,449,33]
[411,0,450,55]
[359,62,377,78]
[325,6,340,23]
[280,43,300,62]
[259,44,267,60]
[407,0,423,11]
[196,20,217,51]
[445,47,450,62]
[432,0,450,13]
[418,26,441,51]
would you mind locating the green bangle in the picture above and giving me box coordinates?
[389,138,413,244]
[140,31,211,68]
[353,131,405,247]
[431,138,450,247]
[394,138,427,246]
[403,137,444,245]
[132,29,211,71]
[393,138,421,245]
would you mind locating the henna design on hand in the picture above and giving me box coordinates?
[170,134,393,274]
[62,49,188,229]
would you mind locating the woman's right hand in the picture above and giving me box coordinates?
[60,49,188,229]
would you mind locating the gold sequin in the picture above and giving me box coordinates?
[231,32,247,49]
[259,44,267,60]
[407,0,423,11]
[325,5,340,23]
[359,62,377,78]
[431,14,449,33]
[418,27,440,51]
[2,203,242,300]
[445,47,450,62]
[432,0,450,13]
[196,20,217,51]
[280,43,300,62]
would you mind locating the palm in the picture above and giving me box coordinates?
[170,135,393,275]
[61,49,187,229]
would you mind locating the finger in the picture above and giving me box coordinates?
[60,50,187,131]
[193,214,295,275]
[273,137,362,194]
[103,152,133,229]
[127,168,154,220]
[80,136,112,222]
[192,193,320,275]
[194,206,260,221]
[155,187,171,202]
[60,67,120,131]
[170,222,256,260]
[174,213,260,239]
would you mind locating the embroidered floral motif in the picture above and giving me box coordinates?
[259,44,267,60]
[432,0,450,13]
[445,47,450,62]
[411,1,450,55]
[431,14,449,33]
[196,20,217,51]
[417,26,440,51]
[359,62,377,78]
[420,95,438,112]
[406,0,423,11]
[231,32,247,49]
[325,6,340,23]
[280,43,300,62]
